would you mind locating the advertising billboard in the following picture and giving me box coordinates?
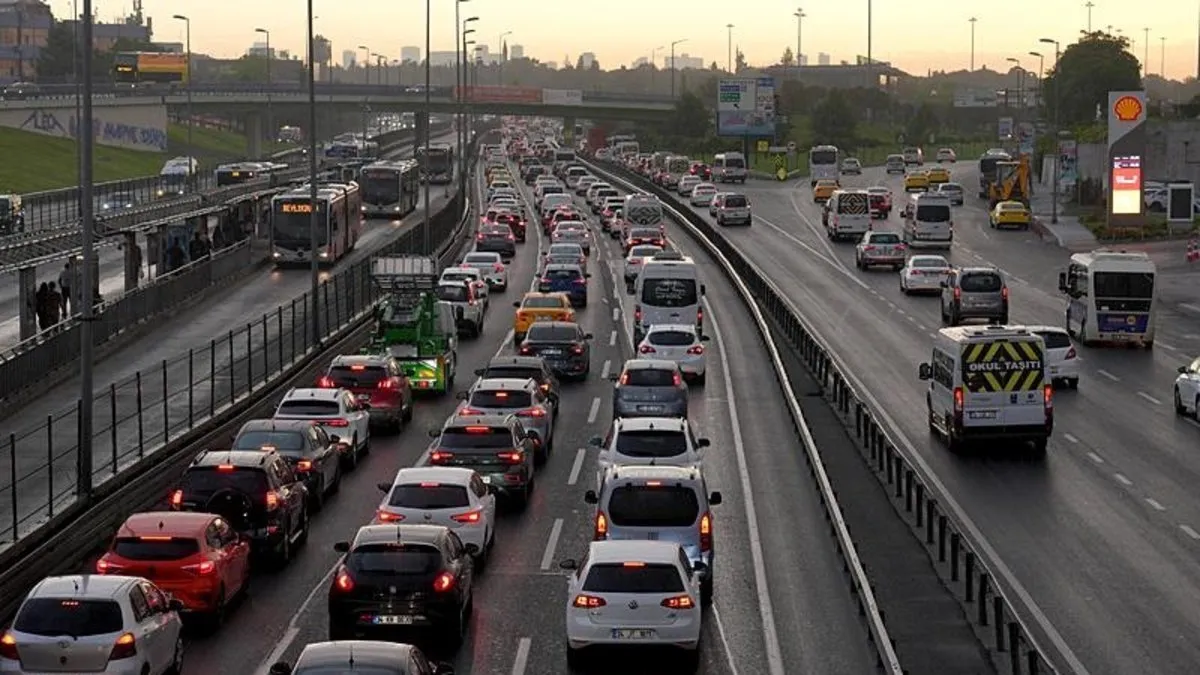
[542,89,583,106]
[1106,91,1146,228]
[455,86,542,104]
[716,77,776,138]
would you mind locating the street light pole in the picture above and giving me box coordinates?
[650,45,664,90]
[794,10,805,70]
[462,20,478,202]
[358,45,370,84]
[1006,57,1024,112]
[498,30,512,84]
[306,0,320,345]
[969,17,977,71]
[1161,36,1166,76]
[724,25,733,72]
[77,0,96,501]
[1041,37,1061,223]
[1028,51,1044,109]
[172,15,192,164]
[1143,27,1150,76]
[455,0,466,196]
[1085,1,1094,31]
[671,38,687,98]
[256,27,272,149]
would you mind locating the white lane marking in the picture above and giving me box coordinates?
[493,329,515,360]
[1063,433,1079,444]
[1137,391,1163,405]
[1180,524,1200,540]
[1096,369,1120,382]
[705,305,786,674]
[611,307,620,322]
[1159,342,1179,352]
[252,563,340,675]
[1087,451,1105,464]
[540,518,563,570]
[1146,498,1166,511]
[1181,303,1200,314]
[600,359,611,380]
[567,448,586,486]
[711,605,745,675]
[586,396,601,424]
[785,188,859,271]
[601,296,609,304]
[1114,473,1133,487]
[511,637,532,675]
[752,213,870,290]
[609,330,617,346]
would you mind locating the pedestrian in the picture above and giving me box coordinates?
[35,282,49,332]
[58,262,71,316]
[211,223,226,250]
[188,231,207,261]
[46,282,62,326]
[167,239,186,272]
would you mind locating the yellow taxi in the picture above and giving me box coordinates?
[812,179,839,203]
[925,167,950,184]
[512,292,576,345]
[487,169,512,184]
[903,171,930,192]
[989,200,1031,229]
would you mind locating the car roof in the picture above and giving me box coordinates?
[522,291,568,301]
[645,323,699,333]
[908,255,949,263]
[602,463,703,483]
[474,377,538,391]
[615,417,687,432]
[119,511,216,538]
[464,251,502,259]
[444,413,515,428]
[622,358,679,371]
[392,466,476,486]
[443,266,479,274]
[958,266,1002,275]
[282,388,343,402]
[486,355,547,369]
[30,574,139,600]
[587,540,684,565]
[294,641,418,669]
[191,449,276,468]
[330,354,389,367]
[239,418,316,433]
[352,524,445,548]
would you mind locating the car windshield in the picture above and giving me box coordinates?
[112,537,201,561]
[328,365,387,387]
[869,233,901,244]
[277,400,339,416]
[1034,331,1073,349]
[235,430,307,451]
[470,390,533,408]
[388,484,470,509]
[442,272,477,282]
[347,543,440,575]
[647,330,695,346]
[641,278,698,308]
[527,324,580,341]
[607,485,700,527]
[959,273,1002,292]
[523,296,564,309]
[439,428,514,448]
[14,599,124,638]
[582,563,685,593]
[615,430,689,458]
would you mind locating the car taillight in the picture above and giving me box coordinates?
[634,306,642,323]
[697,307,704,325]
[508,234,515,240]
[519,346,533,355]
[863,245,876,251]
[517,407,546,418]
[296,459,314,472]
[571,345,584,354]
[699,512,713,552]
[1001,287,1009,301]
[594,512,608,539]
[1065,347,1076,360]
[687,345,705,355]
[639,345,656,354]
[430,450,453,463]
[334,565,354,592]
[169,489,183,508]
[379,378,399,390]
[376,510,404,522]
[953,287,961,300]
[662,595,696,609]
[451,508,483,524]
[673,372,684,387]
[0,631,18,661]
[494,263,504,272]
[458,406,486,416]
[324,418,350,427]
[433,571,456,593]
[182,560,216,575]
[896,244,907,251]
[317,376,335,388]
[476,233,485,240]
[1044,384,1054,413]
[109,632,137,661]
[266,491,280,510]
[573,594,606,608]
[540,277,551,285]
[497,450,524,464]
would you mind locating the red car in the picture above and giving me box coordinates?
[496,212,526,241]
[689,162,712,180]
[867,188,892,219]
[96,511,250,626]
[318,354,414,431]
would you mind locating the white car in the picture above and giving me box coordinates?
[559,540,703,670]
[589,416,710,478]
[689,183,717,206]
[440,266,489,311]
[436,280,485,337]
[1,574,185,674]
[636,323,709,383]
[486,181,513,200]
[1174,356,1200,416]
[899,254,952,294]
[936,147,957,163]
[461,251,508,291]
[677,175,701,196]
[840,157,863,175]
[1028,326,1079,389]
[855,231,906,270]
[373,467,497,561]
[623,244,663,291]
[274,387,372,460]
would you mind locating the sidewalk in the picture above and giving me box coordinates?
[1029,191,1098,251]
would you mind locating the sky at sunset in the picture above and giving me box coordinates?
[49,0,1200,80]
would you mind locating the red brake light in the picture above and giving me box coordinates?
[266,491,280,510]
[324,418,350,427]
[594,512,609,539]
[334,565,354,592]
[0,632,18,661]
[170,489,183,508]
[571,345,584,354]
[508,234,515,240]
[451,508,483,524]
[476,233,485,240]
[458,406,485,416]
[295,459,313,471]
[433,571,456,592]
[216,464,235,471]
[1044,383,1054,412]
[639,345,656,354]
[673,372,683,387]
[349,365,366,371]
[863,245,876,252]
[494,263,504,272]
[519,346,533,355]
[953,287,961,299]
[430,450,454,463]
[662,595,696,609]
[517,407,546,418]
[953,386,964,413]
[687,345,705,355]
[317,376,335,388]
[464,425,490,433]
[109,632,137,661]
[699,512,713,552]
[1002,287,1010,301]
[376,510,404,522]
[377,378,396,389]
[182,560,216,575]
[497,450,524,464]
[619,372,630,385]
[573,594,606,608]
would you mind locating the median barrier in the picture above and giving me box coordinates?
[0,128,491,622]
[588,156,1070,675]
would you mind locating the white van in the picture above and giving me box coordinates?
[633,250,705,344]
[902,192,953,249]
[712,152,747,184]
[824,190,870,241]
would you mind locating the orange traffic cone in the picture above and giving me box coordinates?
[1189,239,1199,263]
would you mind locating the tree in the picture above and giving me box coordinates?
[672,91,711,138]
[734,48,746,73]
[589,59,600,71]
[905,102,939,144]
[575,54,585,70]
[811,90,858,148]
[563,54,573,70]
[36,21,79,82]
[709,61,720,71]
[780,47,795,67]
[1042,31,1141,127]
[227,55,269,82]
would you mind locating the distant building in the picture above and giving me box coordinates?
[246,41,273,58]
[475,44,497,65]
[764,61,907,90]
[817,52,830,66]
[154,42,183,53]
[579,51,596,69]
[341,49,356,69]
[194,56,305,85]
[798,54,807,66]
[663,53,702,70]
[0,0,52,83]
[428,50,456,67]
[509,44,524,60]
[400,45,419,63]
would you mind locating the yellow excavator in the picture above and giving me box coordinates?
[987,156,1031,209]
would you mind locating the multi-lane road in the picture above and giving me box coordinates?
[656,162,1200,675]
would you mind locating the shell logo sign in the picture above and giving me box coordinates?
[1113,95,1144,122]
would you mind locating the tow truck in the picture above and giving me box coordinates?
[367,256,459,395]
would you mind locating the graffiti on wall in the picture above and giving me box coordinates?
[9,107,168,152]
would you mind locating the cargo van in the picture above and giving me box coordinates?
[824,190,871,241]
[712,152,747,184]
[633,251,705,344]
[902,147,924,166]
[902,192,953,248]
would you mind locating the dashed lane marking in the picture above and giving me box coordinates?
[1096,369,1120,382]
[609,330,617,346]
[1087,452,1105,464]
[611,307,619,322]
[1063,433,1079,444]
[600,359,611,380]
[1180,524,1200,541]
[586,396,601,424]
[1137,391,1163,405]
[567,448,586,486]
[511,637,532,675]
[1158,341,1179,352]
[1113,473,1133,486]
[540,518,563,571]
[1146,498,1166,511]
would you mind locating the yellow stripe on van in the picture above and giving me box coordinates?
[962,339,1044,393]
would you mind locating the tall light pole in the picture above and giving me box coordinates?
[172,15,192,162]
[358,45,370,84]
[866,0,873,72]
[1040,37,1061,223]
[462,20,477,196]
[969,17,977,71]
[794,9,805,70]
[423,0,432,253]
[1143,27,1150,76]
[1085,1,1094,31]
[455,0,470,200]
[498,30,512,84]
[77,0,96,501]
[1028,51,1044,109]
[650,45,664,90]
[255,27,271,150]
[1006,56,1024,111]
[671,38,688,98]
[1160,36,1166,76]
[306,0,319,345]
[724,25,733,72]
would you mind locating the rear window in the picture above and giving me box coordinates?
[548,245,581,256]
[181,467,269,497]
[277,400,340,416]
[723,195,747,207]
[1035,331,1072,349]
[234,430,306,451]
[442,272,477,283]
[464,254,497,264]
[959,273,1002,293]
[437,285,468,302]
[869,233,901,244]
[439,428,514,448]
[542,186,564,195]
[615,430,688,458]
[15,599,124,637]
[328,365,387,387]
[597,189,619,199]
[911,257,948,269]
[622,368,676,387]
[630,229,661,239]
[546,268,581,280]
[630,246,662,258]
[916,204,951,222]
[523,296,563,309]
[347,543,441,575]
[648,330,695,346]
[641,278,698,308]
[112,537,201,561]
[527,324,580,341]
[389,484,470,509]
[722,157,745,169]
[607,485,700,527]
[582,563,685,593]
[469,390,533,408]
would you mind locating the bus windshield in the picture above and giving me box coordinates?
[1093,272,1154,298]
[361,171,400,203]
[273,201,328,246]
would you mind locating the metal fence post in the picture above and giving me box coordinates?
[46,415,54,518]
[227,330,235,404]
[209,339,216,418]
[322,283,331,337]
[301,295,308,351]
[9,434,18,538]
[277,307,284,374]
[246,323,253,392]
[289,299,296,362]
[261,315,269,383]
[109,384,118,475]
[188,348,195,429]
[135,372,145,457]
[161,360,169,444]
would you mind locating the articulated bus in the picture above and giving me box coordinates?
[215,162,284,187]
[809,145,840,185]
[270,182,363,266]
[359,160,421,218]
[416,144,455,184]
[1060,250,1156,347]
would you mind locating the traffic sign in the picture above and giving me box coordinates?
[755,140,770,153]
[776,167,788,181]
[717,80,754,111]
[786,141,797,152]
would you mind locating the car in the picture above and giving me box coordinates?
[934,182,965,205]
[461,251,508,291]
[545,207,584,233]
[840,157,862,175]
[456,377,555,461]
[902,147,924,165]
[1173,356,1200,416]
[689,182,718,206]
[559,540,703,670]
[537,264,590,307]
[518,321,592,379]
[936,147,957,163]
[623,226,667,254]
[585,182,613,206]
[427,415,538,507]
[677,175,702,196]
[436,280,485,337]
[990,200,1031,229]
[474,356,561,416]
[540,193,573,217]
[100,191,138,212]
[624,244,664,292]
[316,354,414,433]
[486,180,513,201]
[512,291,575,345]
[601,206,624,234]
[636,323,709,383]
[591,189,620,214]
[940,267,1009,325]
[885,154,906,174]
[171,449,309,565]
[1,575,185,674]
[1027,325,1079,389]
[715,192,751,226]
[708,192,727,217]
[855,231,907,271]
[899,254,952,295]
[689,162,712,181]
[589,417,709,477]
[812,179,839,203]
[866,186,892,218]
[374,467,497,563]
[269,641,455,675]
[95,512,250,629]
[474,224,517,259]
[440,267,490,310]
[925,167,951,185]
[273,388,372,467]
[551,227,591,256]
[328,525,477,644]
[575,175,598,195]
[583,464,722,604]
[610,359,690,419]
[904,171,930,192]
[495,210,527,241]
[232,418,343,509]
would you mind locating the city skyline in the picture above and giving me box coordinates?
[41,0,1200,80]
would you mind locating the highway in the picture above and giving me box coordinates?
[173,157,877,674]
[657,161,1200,675]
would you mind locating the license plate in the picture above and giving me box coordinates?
[611,629,656,640]
[968,410,997,420]
[637,405,664,413]
[533,315,552,322]
[356,394,371,401]
[372,615,415,625]
[482,475,492,484]
[543,349,562,355]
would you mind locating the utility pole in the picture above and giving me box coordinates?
[1040,38,1061,224]
[794,9,805,71]
[77,0,96,502]
[1143,27,1150,76]
[969,17,977,71]
[306,0,320,346]
[1085,1,1094,31]
[423,0,432,253]
[1160,36,1166,77]
[671,38,688,98]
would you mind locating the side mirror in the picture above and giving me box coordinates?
[918,363,932,380]
[691,561,709,574]
[333,541,350,553]
[708,491,723,505]
[377,482,391,493]
[1057,272,1068,292]
[559,558,579,570]
[583,490,599,504]
[696,438,711,448]
[269,664,294,675]
[428,428,441,438]
[700,284,707,295]
[465,543,481,556]
[455,391,469,400]
[512,301,521,308]
[607,374,620,382]
[168,598,184,612]
[588,435,603,447]
[583,333,594,340]
[1179,365,1188,374]
[700,335,711,342]
[474,368,486,376]
[432,663,457,675]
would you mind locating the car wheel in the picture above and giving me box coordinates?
[203,586,227,635]
[1176,389,1187,415]
[701,574,714,606]
[1068,378,1079,390]
[566,645,586,671]
[165,634,185,675]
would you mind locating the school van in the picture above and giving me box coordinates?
[824,190,871,241]
[711,152,747,184]
[902,192,953,249]
[919,325,1053,456]
[633,250,705,344]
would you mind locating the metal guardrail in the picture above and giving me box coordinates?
[0,128,490,620]
[590,157,1077,675]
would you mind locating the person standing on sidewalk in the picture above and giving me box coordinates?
[58,262,72,316]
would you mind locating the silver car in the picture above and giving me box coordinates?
[690,183,718,206]
[270,641,454,675]
[551,227,591,255]
[935,182,965,205]
[624,244,664,291]
[899,254,952,295]
[456,377,555,462]
[461,251,508,290]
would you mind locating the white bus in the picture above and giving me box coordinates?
[1059,250,1156,348]
[359,160,421,218]
[809,145,840,185]
[271,182,362,267]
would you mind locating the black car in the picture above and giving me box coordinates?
[475,356,561,417]
[427,415,537,507]
[475,224,517,258]
[609,359,690,418]
[329,524,477,645]
[172,449,309,566]
[522,165,546,184]
[519,321,592,379]
[231,419,342,511]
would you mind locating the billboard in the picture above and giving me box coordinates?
[716,77,776,138]
[455,86,542,104]
[998,117,1014,140]
[1106,91,1146,227]
[542,89,583,106]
